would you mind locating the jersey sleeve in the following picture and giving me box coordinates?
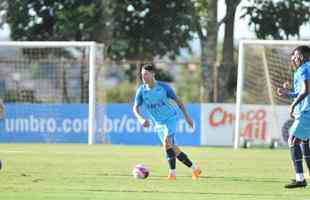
[288,91,298,98]
[300,66,310,81]
[160,82,178,100]
[134,86,143,106]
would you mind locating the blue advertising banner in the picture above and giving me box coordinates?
[0,104,88,143]
[100,104,201,145]
[0,103,201,145]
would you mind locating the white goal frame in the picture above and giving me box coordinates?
[0,41,100,145]
[234,40,310,149]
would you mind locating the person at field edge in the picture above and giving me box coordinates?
[277,45,310,188]
[0,98,4,170]
[132,63,202,180]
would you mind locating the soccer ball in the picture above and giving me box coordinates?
[132,164,149,179]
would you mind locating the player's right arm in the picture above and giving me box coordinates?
[277,81,297,98]
[277,88,297,98]
[133,86,150,128]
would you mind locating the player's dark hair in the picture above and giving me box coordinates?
[293,45,310,62]
[140,63,155,72]
[138,63,156,81]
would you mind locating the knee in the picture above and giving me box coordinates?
[164,137,173,149]
[172,145,181,156]
[288,137,293,147]
[288,136,301,146]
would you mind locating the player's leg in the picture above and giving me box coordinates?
[156,123,177,180]
[165,118,202,180]
[301,139,310,175]
[172,145,201,180]
[163,135,176,180]
[285,135,307,188]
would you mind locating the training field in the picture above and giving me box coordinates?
[0,144,309,200]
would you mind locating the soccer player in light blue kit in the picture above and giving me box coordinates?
[133,64,201,180]
[277,46,310,188]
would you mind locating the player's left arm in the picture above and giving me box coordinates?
[174,98,194,128]
[163,83,194,128]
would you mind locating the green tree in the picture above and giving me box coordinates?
[111,0,199,81]
[222,0,241,66]
[112,0,198,60]
[5,0,198,60]
[7,0,98,41]
[5,0,199,83]
[195,0,241,102]
[242,0,310,39]
[2,0,200,103]
[194,0,218,102]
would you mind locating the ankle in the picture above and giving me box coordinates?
[169,169,176,176]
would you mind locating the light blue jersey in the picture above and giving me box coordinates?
[289,61,310,140]
[292,61,310,117]
[134,81,179,124]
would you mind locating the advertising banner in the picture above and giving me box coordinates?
[0,103,291,146]
[0,104,88,143]
[201,104,290,146]
[96,103,201,145]
[0,103,201,145]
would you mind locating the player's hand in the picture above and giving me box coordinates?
[283,81,291,89]
[185,116,194,129]
[277,88,285,96]
[141,119,150,128]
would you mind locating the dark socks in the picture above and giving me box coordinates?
[177,152,193,168]
[290,144,304,174]
[302,141,310,172]
[166,148,176,170]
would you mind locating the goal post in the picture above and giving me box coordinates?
[234,40,310,149]
[0,41,104,144]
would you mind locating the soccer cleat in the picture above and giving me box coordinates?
[192,167,202,180]
[284,179,307,189]
[167,174,176,180]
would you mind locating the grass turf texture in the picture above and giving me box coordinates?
[0,144,309,200]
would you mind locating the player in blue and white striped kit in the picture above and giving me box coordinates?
[277,46,310,188]
[133,64,201,180]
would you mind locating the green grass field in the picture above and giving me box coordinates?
[0,144,309,200]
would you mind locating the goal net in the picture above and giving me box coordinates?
[0,42,104,144]
[234,40,310,148]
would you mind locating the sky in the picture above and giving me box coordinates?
[0,23,9,41]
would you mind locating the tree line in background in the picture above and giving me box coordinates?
[0,0,309,103]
